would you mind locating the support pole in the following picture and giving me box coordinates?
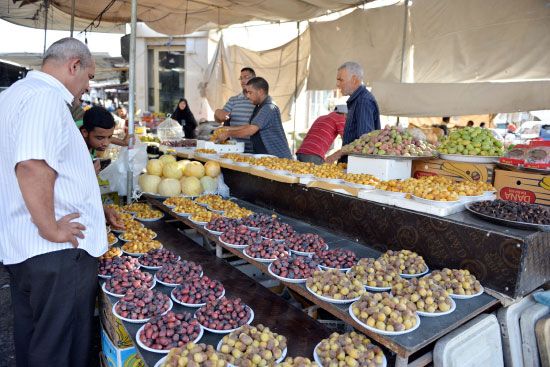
[70,0,75,37]
[292,21,300,154]
[43,0,49,54]
[396,0,410,126]
[126,0,137,204]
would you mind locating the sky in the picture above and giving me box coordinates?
[0,19,123,56]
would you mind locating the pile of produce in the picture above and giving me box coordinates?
[195,297,252,331]
[244,240,289,261]
[424,268,483,296]
[155,261,203,285]
[315,332,385,367]
[114,288,171,320]
[121,239,161,253]
[139,311,201,350]
[284,233,327,254]
[306,269,364,301]
[438,127,504,156]
[161,342,227,367]
[139,155,221,196]
[98,255,140,277]
[138,248,179,268]
[342,126,437,157]
[219,225,260,246]
[313,249,357,269]
[120,228,157,242]
[347,258,401,289]
[392,278,453,314]
[218,324,287,366]
[105,269,154,295]
[469,200,550,225]
[269,256,319,280]
[351,292,418,332]
[380,250,428,276]
[172,276,225,305]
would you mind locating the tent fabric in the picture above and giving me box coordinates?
[308,7,405,90]
[373,81,550,117]
[409,0,550,83]
[5,0,366,35]
[203,29,310,121]
[0,0,125,33]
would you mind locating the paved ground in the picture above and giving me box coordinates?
[0,265,100,367]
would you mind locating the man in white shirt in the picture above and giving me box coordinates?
[0,38,119,367]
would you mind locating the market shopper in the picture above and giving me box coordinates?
[296,105,347,165]
[172,98,197,139]
[0,37,121,367]
[215,77,292,159]
[81,105,117,173]
[326,61,380,163]
[214,67,256,152]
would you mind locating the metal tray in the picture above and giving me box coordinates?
[349,153,437,161]
[464,202,550,232]
[439,154,500,163]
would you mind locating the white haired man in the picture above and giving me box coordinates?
[326,61,380,163]
[0,38,120,366]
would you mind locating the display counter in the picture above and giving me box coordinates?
[146,196,500,366]
[220,169,549,300]
[100,219,331,367]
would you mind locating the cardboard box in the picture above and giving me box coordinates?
[412,159,496,183]
[99,292,134,349]
[493,169,550,206]
[101,328,145,367]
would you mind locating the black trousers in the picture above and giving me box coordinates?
[6,248,98,367]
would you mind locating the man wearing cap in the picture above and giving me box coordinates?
[326,61,380,163]
[296,105,347,165]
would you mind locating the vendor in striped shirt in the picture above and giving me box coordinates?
[296,105,347,165]
[214,67,256,153]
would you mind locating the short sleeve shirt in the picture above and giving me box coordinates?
[296,112,346,158]
[223,92,255,153]
[250,96,292,159]
[0,70,107,265]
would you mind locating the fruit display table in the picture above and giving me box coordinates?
[220,169,550,300]
[100,219,331,367]
[146,197,500,366]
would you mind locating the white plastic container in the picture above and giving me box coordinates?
[433,313,504,367]
[497,291,540,367]
[520,303,550,367]
[347,155,412,180]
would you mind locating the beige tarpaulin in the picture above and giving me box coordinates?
[3,0,367,35]
[203,29,310,121]
[373,81,550,117]
[409,0,550,83]
[308,6,405,90]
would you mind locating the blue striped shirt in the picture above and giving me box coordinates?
[250,96,292,159]
[223,92,255,152]
[343,86,381,145]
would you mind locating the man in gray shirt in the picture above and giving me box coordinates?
[214,67,256,153]
[216,77,292,159]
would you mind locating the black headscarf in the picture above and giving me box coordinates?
[172,98,197,138]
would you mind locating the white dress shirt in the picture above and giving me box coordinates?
[0,70,107,265]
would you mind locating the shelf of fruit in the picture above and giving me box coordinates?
[98,214,333,367]
[141,197,499,363]
[437,126,504,162]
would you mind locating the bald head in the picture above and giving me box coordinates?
[41,38,95,101]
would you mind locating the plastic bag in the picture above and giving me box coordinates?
[99,143,148,198]
[216,172,230,198]
[157,116,184,142]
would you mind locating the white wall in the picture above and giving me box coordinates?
[134,23,212,120]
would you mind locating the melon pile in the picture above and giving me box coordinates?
[139,154,221,196]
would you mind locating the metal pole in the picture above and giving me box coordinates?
[43,0,49,55]
[126,0,137,204]
[396,0,410,126]
[70,0,75,37]
[292,21,300,154]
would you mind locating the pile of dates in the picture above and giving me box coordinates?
[99,255,140,277]
[172,276,225,305]
[156,261,202,285]
[138,248,179,268]
[139,311,201,350]
[219,225,260,246]
[195,297,251,331]
[313,249,357,269]
[114,288,171,320]
[244,240,289,261]
[105,269,154,295]
[469,199,550,225]
[270,256,318,280]
[284,233,327,254]
[259,221,294,241]
[205,217,242,233]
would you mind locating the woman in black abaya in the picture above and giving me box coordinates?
[172,98,197,139]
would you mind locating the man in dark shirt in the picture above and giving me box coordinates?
[326,61,380,163]
[215,77,292,159]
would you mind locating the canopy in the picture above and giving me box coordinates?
[2,0,368,35]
